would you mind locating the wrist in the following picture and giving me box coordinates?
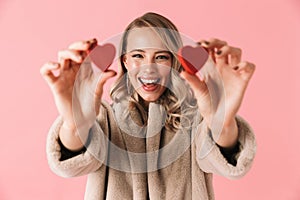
[216,118,238,148]
[59,121,91,151]
[223,117,237,129]
[62,121,77,131]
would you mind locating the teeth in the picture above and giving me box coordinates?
[139,78,160,84]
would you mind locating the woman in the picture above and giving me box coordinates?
[41,12,256,200]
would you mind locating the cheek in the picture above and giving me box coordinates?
[158,63,172,77]
[126,61,140,80]
[128,70,138,82]
[125,59,142,71]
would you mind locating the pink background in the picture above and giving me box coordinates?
[0,0,299,199]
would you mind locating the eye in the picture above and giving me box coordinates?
[132,54,143,58]
[156,55,170,60]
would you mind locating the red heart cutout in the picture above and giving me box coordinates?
[89,43,116,72]
[178,45,209,74]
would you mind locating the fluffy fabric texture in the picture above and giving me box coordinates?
[46,100,256,200]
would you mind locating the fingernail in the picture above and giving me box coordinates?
[88,42,98,51]
[216,50,222,55]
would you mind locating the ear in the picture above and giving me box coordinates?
[122,55,128,69]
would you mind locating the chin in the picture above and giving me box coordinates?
[136,86,166,103]
[142,97,160,103]
[138,93,160,103]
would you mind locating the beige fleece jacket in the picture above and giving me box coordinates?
[46,101,256,200]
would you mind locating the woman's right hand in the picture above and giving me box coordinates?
[40,39,116,135]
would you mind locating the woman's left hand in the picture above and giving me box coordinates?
[181,38,255,147]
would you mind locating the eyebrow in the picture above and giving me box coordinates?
[129,49,171,54]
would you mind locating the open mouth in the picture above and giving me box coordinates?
[138,77,161,91]
[138,77,160,85]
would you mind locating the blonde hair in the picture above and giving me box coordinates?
[110,12,198,131]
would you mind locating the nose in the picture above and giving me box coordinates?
[142,63,158,74]
[145,55,155,65]
[141,56,158,73]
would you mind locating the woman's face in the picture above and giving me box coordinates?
[123,27,172,104]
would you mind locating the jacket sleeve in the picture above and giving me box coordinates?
[46,113,108,178]
[195,115,256,180]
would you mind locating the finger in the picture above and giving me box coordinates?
[197,40,209,54]
[229,48,242,66]
[215,46,242,67]
[40,61,60,84]
[94,70,117,114]
[58,49,84,70]
[60,58,71,71]
[198,40,215,62]
[214,45,230,66]
[180,71,207,96]
[197,39,210,49]
[236,61,256,81]
[198,56,214,81]
[68,38,98,51]
[200,38,227,50]
[58,49,83,63]
[95,70,117,97]
[199,38,227,62]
